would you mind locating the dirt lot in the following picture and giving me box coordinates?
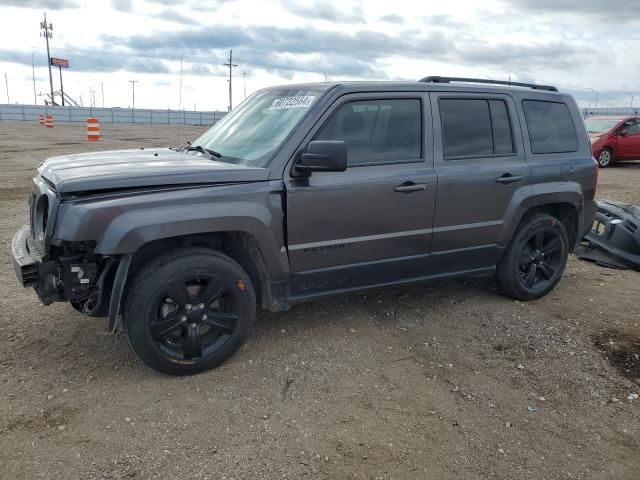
[1,122,639,480]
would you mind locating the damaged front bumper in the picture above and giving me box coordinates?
[12,224,101,305]
[12,225,61,304]
[577,201,640,270]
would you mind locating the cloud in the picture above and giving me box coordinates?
[284,1,365,24]
[507,0,640,21]
[0,48,173,75]
[95,22,590,80]
[1,0,80,8]
[380,14,404,25]
[156,8,194,24]
[111,0,133,13]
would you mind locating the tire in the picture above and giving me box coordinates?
[125,247,256,375]
[597,148,613,168]
[496,213,569,301]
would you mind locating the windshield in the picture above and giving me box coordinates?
[191,89,321,166]
[584,118,621,134]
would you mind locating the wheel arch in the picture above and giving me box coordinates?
[501,185,583,252]
[124,231,286,312]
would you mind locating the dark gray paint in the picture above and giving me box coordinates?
[16,80,598,310]
[39,148,269,193]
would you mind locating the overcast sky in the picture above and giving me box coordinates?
[0,0,637,111]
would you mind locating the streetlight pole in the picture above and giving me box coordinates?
[128,79,138,109]
[101,82,104,108]
[32,54,37,105]
[586,87,598,110]
[40,13,54,105]
[243,72,247,100]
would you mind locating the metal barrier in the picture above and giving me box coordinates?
[582,107,640,118]
[0,104,226,126]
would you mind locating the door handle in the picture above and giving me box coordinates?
[394,183,428,193]
[495,174,523,185]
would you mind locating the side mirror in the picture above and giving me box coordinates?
[619,130,628,137]
[296,140,347,175]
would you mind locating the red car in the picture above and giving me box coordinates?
[587,115,640,167]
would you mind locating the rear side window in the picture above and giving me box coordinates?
[315,99,422,166]
[522,100,578,154]
[439,98,514,159]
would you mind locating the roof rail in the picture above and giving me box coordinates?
[419,76,558,92]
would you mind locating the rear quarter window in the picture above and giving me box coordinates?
[522,100,578,154]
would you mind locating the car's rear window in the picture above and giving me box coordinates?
[522,100,578,154]
[439,98,514,159]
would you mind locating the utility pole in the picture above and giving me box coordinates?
[101,82,104,108]
[4,73,9,104]
[178,51,183,112]
[128,79,138,109]
[32,54,37,104]
[223,49,238,111]
[40,13,55,105]
[58,65,65,106]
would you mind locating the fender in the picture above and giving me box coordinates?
[54,181,290,279]
[499,181,583,246]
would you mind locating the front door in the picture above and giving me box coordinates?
[429,93,531,267]
[617,120,640,160]
[285,93,437,297]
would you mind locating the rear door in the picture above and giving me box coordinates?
[430,93,530,266]
[616,119,640,159]
[285,93,437,297]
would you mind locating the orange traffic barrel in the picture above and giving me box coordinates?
[38,114,44,125]
[45,114,54,128]
[87,117,100,141]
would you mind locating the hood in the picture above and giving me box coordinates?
[38,148,270,193]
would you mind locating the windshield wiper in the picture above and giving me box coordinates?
[186,144,222,158]
[171,140,191,152]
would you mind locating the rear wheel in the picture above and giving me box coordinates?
[597,148,613,168]
[497,213,569,300]
[125,247,256,375]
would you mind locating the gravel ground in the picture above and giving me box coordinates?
[1,122,639,480]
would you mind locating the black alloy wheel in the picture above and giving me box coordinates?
[149,273,239,362]
[497,213,569,300]
[125,248,255,375]
[517,227,564,291]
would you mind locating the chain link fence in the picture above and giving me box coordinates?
[0,104,227,126]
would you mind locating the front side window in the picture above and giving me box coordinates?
[193,89,321,166]
[522,100,578,154]
[621,121,639,135]
[315,99,422,166]
[439,98,515,159]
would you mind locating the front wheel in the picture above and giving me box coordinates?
[125,247,256,375]
[597,148,613,168]
[496,213,569,301]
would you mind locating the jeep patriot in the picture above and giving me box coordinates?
[12,77,598,374]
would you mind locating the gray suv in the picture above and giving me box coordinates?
[12,77,598,375]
